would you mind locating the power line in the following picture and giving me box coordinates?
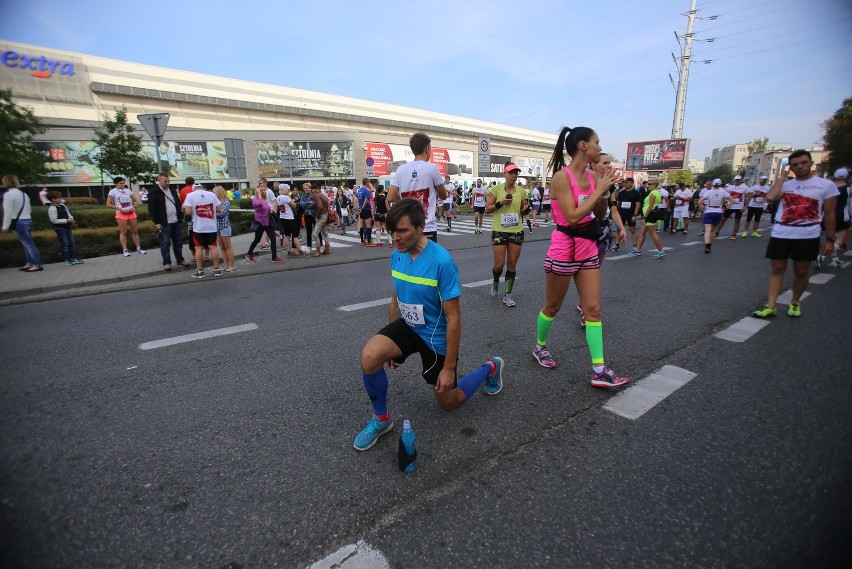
[694,4,848,35]
[692,16,852,56]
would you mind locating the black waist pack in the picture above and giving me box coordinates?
[556,218,603,240]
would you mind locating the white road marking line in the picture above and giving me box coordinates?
[776,290,811,305]
[682,241,704,246]
[646,247,674,252]
[843,261,851,268]
[809,273,835,284]
[127,365,138,370]
[329,233,368,243]
[463,277,505,288]
[338,298,391,311]
[139,323,258,350]
[606,253,636,261]
[308,541,390,569]
[604,365,698,420]
[714,316,771,342]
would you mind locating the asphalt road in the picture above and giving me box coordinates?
[1,222,850,568]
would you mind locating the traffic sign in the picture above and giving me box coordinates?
[478,137,491,176]
[137,113,170,145]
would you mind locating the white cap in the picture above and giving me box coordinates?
[713,178,722,186]
[734,175,743,180]
[834,167,849,179]
[280,183,290,190]
[662,182,670,187]
[760,175,768,180]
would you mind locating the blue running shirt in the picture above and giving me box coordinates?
[390,240,461,355]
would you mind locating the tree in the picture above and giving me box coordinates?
[92,106,158,186]
[747,136,769,156]
[660,170,694,186]
[0,88,47,185]
[696,164,733,186]
[822,97,852,171]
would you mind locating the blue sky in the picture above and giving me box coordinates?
[1,0,850,163]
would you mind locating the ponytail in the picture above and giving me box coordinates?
[548,126,596,175]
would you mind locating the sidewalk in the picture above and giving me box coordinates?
[0,231,394,306]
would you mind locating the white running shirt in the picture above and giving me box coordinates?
[390,160,444,233]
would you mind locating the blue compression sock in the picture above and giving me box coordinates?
[457,363,492,400]
[363,368,388,416]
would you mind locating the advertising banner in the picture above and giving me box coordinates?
[257,141,353,178]
[625,138,689,171]
[516,156,544,178]
[141,141,231,180]
[35,141,113,184]
[365,142,473,178]
[482,154,512,178]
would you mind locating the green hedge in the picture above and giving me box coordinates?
[0,210,255,267]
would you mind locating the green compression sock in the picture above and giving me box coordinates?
[585,320,604,370]
[536,311,554,346]
[504,271,516,294]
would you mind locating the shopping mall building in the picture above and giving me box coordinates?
[1,40,556,195]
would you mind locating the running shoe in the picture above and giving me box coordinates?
[629,248,642,256]
[64,259,74,266]
[787,301,801,318]
[122,249,130,257]
[483,356,504,396]
[72,258,84,264]
[353,416,394,451]
[137,248,147,254]
[502,294,516,307]
[244,253,256,263]
[815,255,824,269]
[591,368,630,388]
[260,243,270,250]
[532,345,557,369]
[213,268,223,277]
[653,251,666,259]
[191,270,205,279]
[271,256,284,263]
[741,231,748,238]
[753,305,777,318]
[681,231,688,236]
[730,235,737,240]
[751,231,761,238]
[612,244,620,252]
[829,258,843,268]
[491,280,499,297]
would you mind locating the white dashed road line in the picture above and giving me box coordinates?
[338,298,391,311]
[681,241,704,246]
[809,273,835,284]
[139,323,259,350]
[308,541,390,569]
[776,290,811,305]
[604,365,698,420]
[714,316,771,342]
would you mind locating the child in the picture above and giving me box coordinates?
[47,191,83,265]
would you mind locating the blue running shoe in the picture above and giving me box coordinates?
[652,251,666,259]
[353,416,394,451]
[629,248,642,256]
[483,357,504,396]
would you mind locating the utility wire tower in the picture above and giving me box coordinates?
[672,0,697,139]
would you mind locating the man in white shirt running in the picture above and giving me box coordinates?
[387,133,449,242]
[742,175,770,238]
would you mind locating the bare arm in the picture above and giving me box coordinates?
[435,297,460,394]
[766,168,787,202]
[436,184,449,201]
[387,185,400,204]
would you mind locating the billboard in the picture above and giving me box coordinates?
[482,154,512,178]
[365,142,473,179]
[141,141,231,180]
[626,138,689,171]
[35,141,112,184]
[257,141,353,178]
[516,156,544,178]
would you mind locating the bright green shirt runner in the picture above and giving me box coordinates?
[487,184,528,234]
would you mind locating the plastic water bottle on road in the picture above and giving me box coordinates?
[398,419,416,473]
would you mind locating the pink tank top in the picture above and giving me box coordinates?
[552,166,595,227]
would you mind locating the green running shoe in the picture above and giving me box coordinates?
[787,302,801,318]
[753,305,777,318]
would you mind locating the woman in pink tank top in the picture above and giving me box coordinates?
[532,126,630,388]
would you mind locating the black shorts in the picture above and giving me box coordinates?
[618,210,636,227]
[491,230,525,246]
[765,236,820,262]
[474,206,486,214]
[541,203,552,213]
[359,208,373,220]
[723,208,744,220]
[374,213,386,222]
[378,318,457,386]
[425,231,437,242]
[192,231,218,248]
[746,207,764,223]
[281,218,299,238]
